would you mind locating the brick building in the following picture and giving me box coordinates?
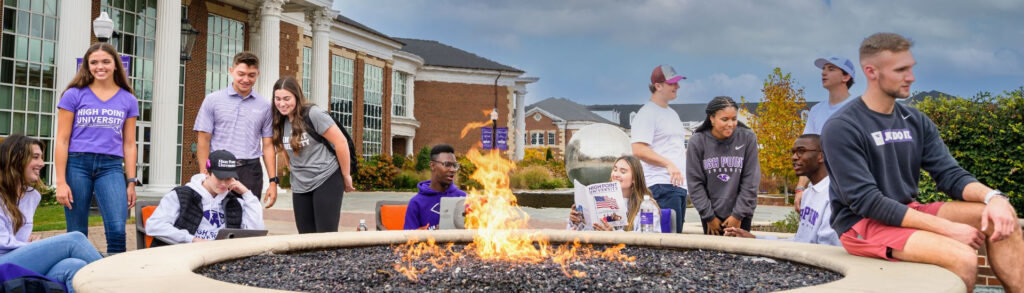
[524,97,616,155]
[0,0,537,198]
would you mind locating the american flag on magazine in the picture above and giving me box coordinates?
[594,196,619,210]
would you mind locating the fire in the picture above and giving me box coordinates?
[393,144,636,282]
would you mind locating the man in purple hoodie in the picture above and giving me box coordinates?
[404,144,467,230]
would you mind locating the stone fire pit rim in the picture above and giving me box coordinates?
[72,230,965,293]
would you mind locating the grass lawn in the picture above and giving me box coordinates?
[32,204,135,232]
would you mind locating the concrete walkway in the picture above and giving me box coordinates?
[39,190,797,252]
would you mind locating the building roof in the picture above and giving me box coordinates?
[334,15,404,45]
[527,98,614,124]
[394,38,523,73]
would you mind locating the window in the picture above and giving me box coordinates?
[530,132,544,146]
[391,70,407,117]
[204,14,244,94]
[362,64,383,159]
[1,0,59,183]
[301,46,311,98]
[547,131,556,145]
[330,55,354,133]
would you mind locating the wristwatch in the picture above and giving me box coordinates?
[268,176,279,184]
[127,177,142,187]
[984,190,1008,205]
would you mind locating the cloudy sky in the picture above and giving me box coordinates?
[332,0,1024,105]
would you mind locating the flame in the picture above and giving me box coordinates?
[393,144,635,282]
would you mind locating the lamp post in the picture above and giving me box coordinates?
[180,16,200,61]
[93,12,114,43]
[490,108,498,151]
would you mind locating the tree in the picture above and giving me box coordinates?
[743,68,806,197]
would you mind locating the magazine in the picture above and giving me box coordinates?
[572,180,628,231]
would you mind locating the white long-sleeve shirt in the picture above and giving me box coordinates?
[758,176,840,246]
[146,174,264,244]
[0,189,39,255]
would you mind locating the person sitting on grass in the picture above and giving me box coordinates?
[146,150,264,246]
[568,156,662,232]
[403,144,467,230]
[724,134,840,246]
[0,134,102,293]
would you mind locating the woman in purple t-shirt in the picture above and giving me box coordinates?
[54,43,139,253]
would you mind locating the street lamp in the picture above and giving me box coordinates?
[180,16,200,61]
[93,12,114,43]
[490,108,498,150]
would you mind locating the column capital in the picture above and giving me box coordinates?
[260,0,287,16]
[247,9,261,32]
[307,8,335,32]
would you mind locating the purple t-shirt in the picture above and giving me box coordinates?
[57,87,139,157]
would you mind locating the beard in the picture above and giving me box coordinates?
[878,72,910,99]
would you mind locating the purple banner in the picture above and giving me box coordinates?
[496,127,508,150]
[482,127,493,149]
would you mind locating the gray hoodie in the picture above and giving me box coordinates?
[686,128,760,221]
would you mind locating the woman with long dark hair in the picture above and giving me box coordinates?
[55,43,139,253]
[686,96,760,236]
[568,156,661,232]
[0,135,102,292]
[271,77,354,233]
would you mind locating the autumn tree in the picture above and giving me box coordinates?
[743,68,806,197]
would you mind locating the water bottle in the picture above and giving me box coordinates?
[357,219,368,231]
[639,195,661,233]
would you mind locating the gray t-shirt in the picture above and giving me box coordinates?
[282,105,340,193]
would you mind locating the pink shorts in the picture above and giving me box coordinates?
[839,201,945,261]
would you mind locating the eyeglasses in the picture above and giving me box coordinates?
[790,147,820,157]
[432,160,461,170]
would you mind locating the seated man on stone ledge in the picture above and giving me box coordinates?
[724,135,840,246]
[146,150,264,246]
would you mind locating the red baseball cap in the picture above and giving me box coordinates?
[651,65,686,84]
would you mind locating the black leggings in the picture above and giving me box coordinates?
[292,168,344,233]
[700,215,752,235]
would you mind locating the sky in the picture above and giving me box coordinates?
[332,0,1024,105]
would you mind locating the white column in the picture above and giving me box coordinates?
[307,8,333,108]
[54,2,92,183]
[406,136,414,155]
[247,10,261,58]
[514,90,527,160]
[256,0,285,101]
[144,0,183,195]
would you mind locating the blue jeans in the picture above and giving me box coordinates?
[650,184,687,233]
[65,152,128,253]
[0,232,102,293]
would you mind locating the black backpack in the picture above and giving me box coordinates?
[301,105,359,177]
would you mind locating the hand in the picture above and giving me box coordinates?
[56,182,73,209]
[593,218,614,231]
[344,174,355,192]
[706,218,724,235]
[229,180,250,195]
[666,163,684,187]
[568,205,584,224]
[723,216,742,229]
[793,190,804,213]
[193,237,208,243]
[981,196,1018,242]
[126,184,137,209]
[724,227,755,238]
[28,234,41,242]
[943,221,985,249]
[263,185,277,208]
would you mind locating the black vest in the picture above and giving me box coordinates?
[151,186,242,247]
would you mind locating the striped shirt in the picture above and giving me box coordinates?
[193,85,273,159]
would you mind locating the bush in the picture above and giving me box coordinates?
[509,165,553,189]
[355,155,399,190]
[914,88,1023,217]
[415,147,431,171]
[38,185,57,206]
[545,148,554,161]
[393,169,429,190]
[278,165,291,189]
[392,154,407,170]
[770,211,800,233]
[456,155,481,191]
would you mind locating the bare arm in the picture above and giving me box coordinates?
[321,126,354,191]
[632,142,682,187]
[55,109,74,209]
[196,131,211,174]
[122,117,137,209]
[261,137,278,207]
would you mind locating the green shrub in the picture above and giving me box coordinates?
[545,148,554,161]
[914,88,1023,217]
[415,147,431,171]
[355,155,399,190]
[392,154,407,170]
[770,211,800,233]
[456,155,481,191]
[38,185,57,206]
[537,179,566,189]
[393,169,429,190]
[510,165,554,189]
[279,166,291,189]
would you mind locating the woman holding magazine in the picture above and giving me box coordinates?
[568,156,660,232]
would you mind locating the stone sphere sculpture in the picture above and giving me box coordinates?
[564,123,633,186]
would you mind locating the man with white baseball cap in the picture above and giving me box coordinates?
[795,56,856,211]
[631,65,688,233]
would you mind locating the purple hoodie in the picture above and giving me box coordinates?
[403,180,466,230]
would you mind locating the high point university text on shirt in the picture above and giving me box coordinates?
[74,108,127,133]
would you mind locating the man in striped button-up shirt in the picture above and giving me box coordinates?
[194,52,278,207]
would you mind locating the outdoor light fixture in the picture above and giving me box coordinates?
[180,16,200,61]
[93,12,114,43]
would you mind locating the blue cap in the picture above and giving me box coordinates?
[814,56,856,77]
